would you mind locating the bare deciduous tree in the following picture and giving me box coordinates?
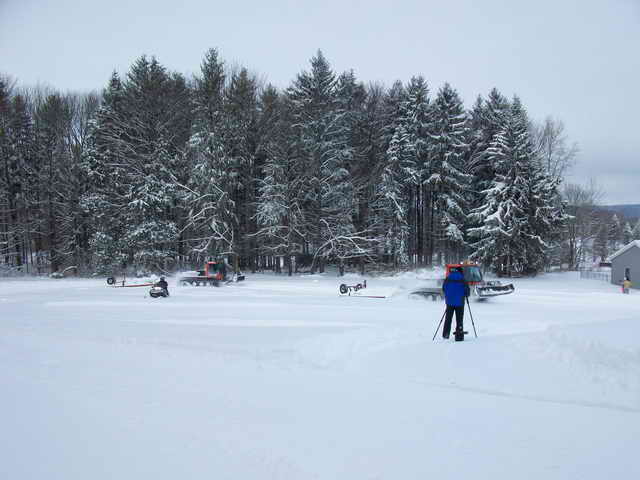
[532,116,579,181]
[562,179,604,269]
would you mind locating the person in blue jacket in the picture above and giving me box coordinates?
[442,267,470,339]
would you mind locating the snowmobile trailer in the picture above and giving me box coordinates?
[106,273,153,288]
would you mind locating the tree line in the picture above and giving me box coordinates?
[2,49,632,277]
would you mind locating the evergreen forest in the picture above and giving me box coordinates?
[1,49,638,277]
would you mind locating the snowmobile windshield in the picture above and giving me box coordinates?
[462,266,483,282]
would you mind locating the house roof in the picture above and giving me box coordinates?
[610,240,640,260]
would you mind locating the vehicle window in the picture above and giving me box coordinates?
[463,266,483,282]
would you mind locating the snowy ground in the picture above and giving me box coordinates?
[1,271,638,479]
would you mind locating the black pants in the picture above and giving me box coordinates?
[443,304,464,338]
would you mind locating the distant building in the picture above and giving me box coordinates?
[610,240,640,288]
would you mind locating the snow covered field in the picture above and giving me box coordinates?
[1,271,638,479]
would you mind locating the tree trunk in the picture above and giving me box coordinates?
[427,190,435,267]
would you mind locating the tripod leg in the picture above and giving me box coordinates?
[432,309,447,341]
[466,296,478,338]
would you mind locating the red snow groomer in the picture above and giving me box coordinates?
[411,262,515,301]
[446,262,514,298]
[179,260,245,287]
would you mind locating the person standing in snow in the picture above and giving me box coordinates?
[441,267,470,339]
[622,277,632,294]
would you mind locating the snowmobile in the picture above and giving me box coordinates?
[149,284,169,298]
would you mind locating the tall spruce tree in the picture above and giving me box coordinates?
[469,98,540,275]
[350,82,387,273]
[255,87,308,274]
[33,93,76,273]
[224,67,260,271]
[185,48,235,263]
[372,81,412,266]
[287,51,356,273]
[83,57,191,273]
[376,120,414,267]
[426,83,470,263]
[0,78,14,267]
[401,76,430,264]
[82,72,129,273]
[7,94,35,270]
[632,219,640,241]
[522,154,566,272]
[54,93,99,273]
[469,88,510,199]
[622,221,634,245]
[332,70,377,271]
[608,214,622,252]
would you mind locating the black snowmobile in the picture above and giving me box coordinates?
[149,277,170,298]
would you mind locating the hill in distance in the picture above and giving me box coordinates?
[600,204,640,220]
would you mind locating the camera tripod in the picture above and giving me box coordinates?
[432,296,478,341]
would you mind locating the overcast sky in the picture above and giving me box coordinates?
[1,0,639,204]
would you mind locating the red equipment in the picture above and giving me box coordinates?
[179,260,245,286]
